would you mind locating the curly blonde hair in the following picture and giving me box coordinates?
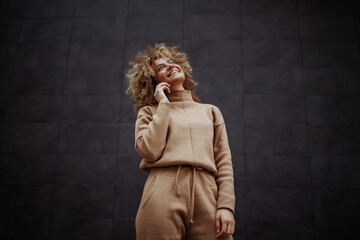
[125,42,201,113]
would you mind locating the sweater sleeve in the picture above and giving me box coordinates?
[212,106,236,214]
[134,102,171,162]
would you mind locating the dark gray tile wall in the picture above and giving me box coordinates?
[0,0,359,239]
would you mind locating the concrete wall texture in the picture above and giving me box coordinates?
[1,0,360,239]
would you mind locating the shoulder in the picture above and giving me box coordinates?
[194,102,219,110]
[137,104,158,117]
[210,104,224,125]
[196,102,225,126]
[200,102,222,115]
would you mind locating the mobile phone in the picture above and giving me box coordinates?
[164,89,169,98]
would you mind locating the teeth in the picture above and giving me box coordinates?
[170,70,179,76]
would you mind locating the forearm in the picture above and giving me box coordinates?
[135,102,171,162]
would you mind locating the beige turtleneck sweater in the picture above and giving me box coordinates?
[134,89,235,214]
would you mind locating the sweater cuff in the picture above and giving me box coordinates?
[217,207,234,215]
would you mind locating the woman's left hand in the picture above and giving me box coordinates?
[215,208,235,238]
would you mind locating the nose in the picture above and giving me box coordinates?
[167,64,175,70]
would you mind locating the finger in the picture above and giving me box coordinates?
[160,83,170,89]
[221,220,228,236]
[157,83,170,91]
[160,86,170,93]
[215,215,221,234]
[159,85,169,91]
[232,221,236,234]
[216,222,227,238]
[227,222,234,235]
[216,229,224,238]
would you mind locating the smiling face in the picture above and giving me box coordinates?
[151,57,185,90]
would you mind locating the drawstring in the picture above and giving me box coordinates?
[189,166,196,224]
[175,165,182,195]
[174,165,204,225]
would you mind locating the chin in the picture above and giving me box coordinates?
[168,76,185,83]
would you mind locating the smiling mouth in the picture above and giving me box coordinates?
[168,68,180,77]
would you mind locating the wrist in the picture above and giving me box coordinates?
[217,207,234,214]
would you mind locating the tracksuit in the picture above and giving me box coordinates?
[134,89,235,239]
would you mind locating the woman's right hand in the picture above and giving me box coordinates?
[154,82,171,103]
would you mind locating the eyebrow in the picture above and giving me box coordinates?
[155,59,173,71]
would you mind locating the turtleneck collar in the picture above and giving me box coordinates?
[167,89,194,102]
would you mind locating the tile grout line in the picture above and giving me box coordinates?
[238,0,248,238]
[182,0,185,50]
[296,1,317,240]
[47,0,79,239]
[112,0,131,239]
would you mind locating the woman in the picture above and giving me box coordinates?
[125,43,235,240]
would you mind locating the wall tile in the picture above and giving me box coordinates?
[6,95,62,123]
[308,126,360,155]
[76,0,128,17]
[127,16,183,41]
[306,96,360,125]
[243,67,303,95]
[313,188,360,222]
[242,0,297,15]
[247,221,314,240]
[52,185,114,217]
[0,20,22,44]
[1,123,59,153]
[66,66,122,95]
[55,153,116,185]
[50,215,113,240]
[16,43,69,67]
[185,15,241,40]
[0,184,53,215]
[245,125,308,155]
[69,42,124,67]
[185,0,240,14]
[61,95,121,123]
[20,19,72,43]
[58,123,119,153]
[300,16,357,40]
[243,40,301,67]
[246,188,313,222]
[242,15,299,40]
[72,16,126,43]
[302,41,360,67]
[1,215,50,240]
[244,95,306,125]
[11,67,66,95]
[299,0,354,16]
[184,40,242,66]
[129,0,183,16]
[246,155,310,187]
[311,155,360,188]
[303,67,360,95]
[24,0,76,18]
[0,152,56,184]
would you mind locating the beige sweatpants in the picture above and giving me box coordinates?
[135,164,233,240]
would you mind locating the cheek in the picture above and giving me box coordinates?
[179,67,185,76]
[180,71,185,78]
[157,72,167,81]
